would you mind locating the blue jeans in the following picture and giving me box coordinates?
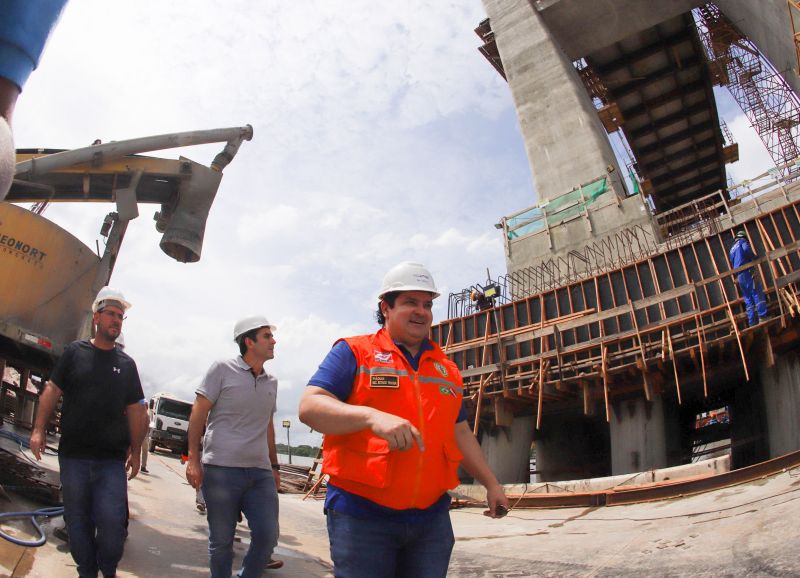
[326,509,455,578]
[202,464,279,578]
[59,456,128,578]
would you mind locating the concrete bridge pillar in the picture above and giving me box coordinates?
[478,415,535,484]
[609,396,672,475]
[759,349,800,458]
[481,0,625,205]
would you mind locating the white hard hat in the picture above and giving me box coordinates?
[377,261,439,300]
[233,315,276,342]
[92,286,132,313]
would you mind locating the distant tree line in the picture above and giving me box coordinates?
[276,443,320,458]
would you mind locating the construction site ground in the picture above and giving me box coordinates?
[1,441,800,577]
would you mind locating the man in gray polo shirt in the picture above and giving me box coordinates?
[185,316,282,578]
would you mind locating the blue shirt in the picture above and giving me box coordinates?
[730,238,756,270]
[308,338,467,522]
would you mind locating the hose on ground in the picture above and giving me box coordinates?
[0,506,64,547]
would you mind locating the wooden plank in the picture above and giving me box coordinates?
[601,344,610,422]
[629,302,651,401]
[581,381,594,416]
[494,397,514,427]
[536,359,548,430]
[461,363,500,378]
[472,371,495,436]
[776,269,800,289]
[666,329,682,405]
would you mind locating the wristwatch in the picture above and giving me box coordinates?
[271,463,280,470]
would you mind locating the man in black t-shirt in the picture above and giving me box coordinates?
[31,287,147,578]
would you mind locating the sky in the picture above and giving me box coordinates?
[11,1,775,448]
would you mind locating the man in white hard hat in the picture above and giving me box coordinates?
[185,316,283,577]
[30,286,147,578]
[299,262,508,578]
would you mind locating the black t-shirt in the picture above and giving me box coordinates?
[50,340,144,460]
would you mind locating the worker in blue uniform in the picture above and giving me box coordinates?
[729,230,769,326]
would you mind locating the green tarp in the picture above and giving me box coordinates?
[507,178,608,239]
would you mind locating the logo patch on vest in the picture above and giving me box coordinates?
[439,385,456,396]
[433,362,448,377]
[370,374,400,388]
[374,350,393,364]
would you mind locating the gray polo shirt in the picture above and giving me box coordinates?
[197,356,278,468]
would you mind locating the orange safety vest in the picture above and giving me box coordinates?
[322,328,465,510]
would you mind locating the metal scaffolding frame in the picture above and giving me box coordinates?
[696,3,800,177]
[435,176,800,434]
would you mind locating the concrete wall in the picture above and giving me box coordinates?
[482,0,626,206]
[609,396,669,475]
[760,350,800,457]
[479,415,534,484]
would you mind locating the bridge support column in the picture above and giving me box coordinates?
[759,349,800,458]
[478,415,534,484]
[481,0,625,206]
[609,396,677,475]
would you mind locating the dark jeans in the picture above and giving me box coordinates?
[59,456,128,578]
[202,464,279,578]
[326,508,455,578]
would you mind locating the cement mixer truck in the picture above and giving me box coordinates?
[0,126,252,427]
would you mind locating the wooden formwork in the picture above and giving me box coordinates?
[432,196,800,430]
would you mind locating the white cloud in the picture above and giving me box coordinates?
[725,113,778,184]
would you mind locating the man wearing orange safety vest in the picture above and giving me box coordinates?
[299,262,508,578]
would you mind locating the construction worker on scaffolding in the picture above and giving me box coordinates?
[729,229,769,326]
[299,261,508,578]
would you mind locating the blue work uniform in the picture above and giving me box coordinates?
[729,236,768,326]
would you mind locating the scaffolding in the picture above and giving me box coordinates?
[695,3,800,177]
[435,173,800,434]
